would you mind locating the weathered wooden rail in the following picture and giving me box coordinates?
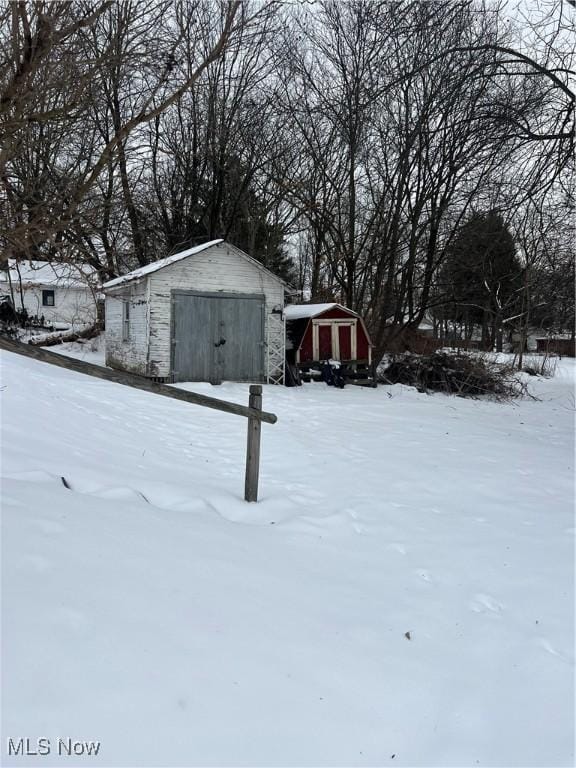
[0,336,276,502]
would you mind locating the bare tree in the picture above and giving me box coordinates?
[0,0,265,275]
[512,190,575,365]
[144,0,286,262]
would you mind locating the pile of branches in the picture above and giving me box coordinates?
[379,351,529,399]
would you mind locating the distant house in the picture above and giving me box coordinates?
[0,259,99,329]
[509,330,575,356]
[102,240,286,384]
[535,336,575,357]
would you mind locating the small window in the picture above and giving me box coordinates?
[122,300,130,341]
[42,290,55,307]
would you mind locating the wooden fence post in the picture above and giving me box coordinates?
[0,337,277,502]
[245,384,263,502]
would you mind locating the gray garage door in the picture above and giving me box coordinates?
[172,291,265,383]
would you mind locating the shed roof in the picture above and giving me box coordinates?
[0,259,98,288]
[284,303,358,320]
[103,240,286,289]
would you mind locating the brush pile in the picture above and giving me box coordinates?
[379,351,528,399]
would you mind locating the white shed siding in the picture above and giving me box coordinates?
[105,280,150,375]
[147,243,284,379]
[13,285,97,328]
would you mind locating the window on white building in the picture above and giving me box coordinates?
[122,300,130,341]
[42,290,55,307]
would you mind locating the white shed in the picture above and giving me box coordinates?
[103,240,286,384]
[0,259,99,329]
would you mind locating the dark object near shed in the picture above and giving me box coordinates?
[0,294,16,324]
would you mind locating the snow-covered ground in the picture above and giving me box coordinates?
[1,347,574,767]
[22,334,106,366]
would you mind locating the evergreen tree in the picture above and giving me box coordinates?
[437,212,521,350]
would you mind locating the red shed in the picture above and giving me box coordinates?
[285,303,374,383]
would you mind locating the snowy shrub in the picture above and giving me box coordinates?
[379,351,529,399]
[520,354,558,378]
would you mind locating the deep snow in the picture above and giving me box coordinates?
[1,348,574,767]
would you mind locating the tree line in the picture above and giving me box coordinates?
[1,0,574,356]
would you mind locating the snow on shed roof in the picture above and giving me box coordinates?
[102,240,225,289]
[103,240,287,290]
[284,303,358,320]
[0,259,98,288]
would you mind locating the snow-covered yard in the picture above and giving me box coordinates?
[1,348,574,767]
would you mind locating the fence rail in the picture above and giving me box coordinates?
[0,336,277,501]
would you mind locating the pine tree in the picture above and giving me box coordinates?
[437,212,521,350]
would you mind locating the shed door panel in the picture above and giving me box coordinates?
[173,293,264,383]
[173,294,215,381]
[217,296,264,381]
[338,325,352,360]
[318,325,332,359]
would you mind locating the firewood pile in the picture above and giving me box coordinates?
[379,351,528,399]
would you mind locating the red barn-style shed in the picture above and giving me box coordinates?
[285,303,374,382]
